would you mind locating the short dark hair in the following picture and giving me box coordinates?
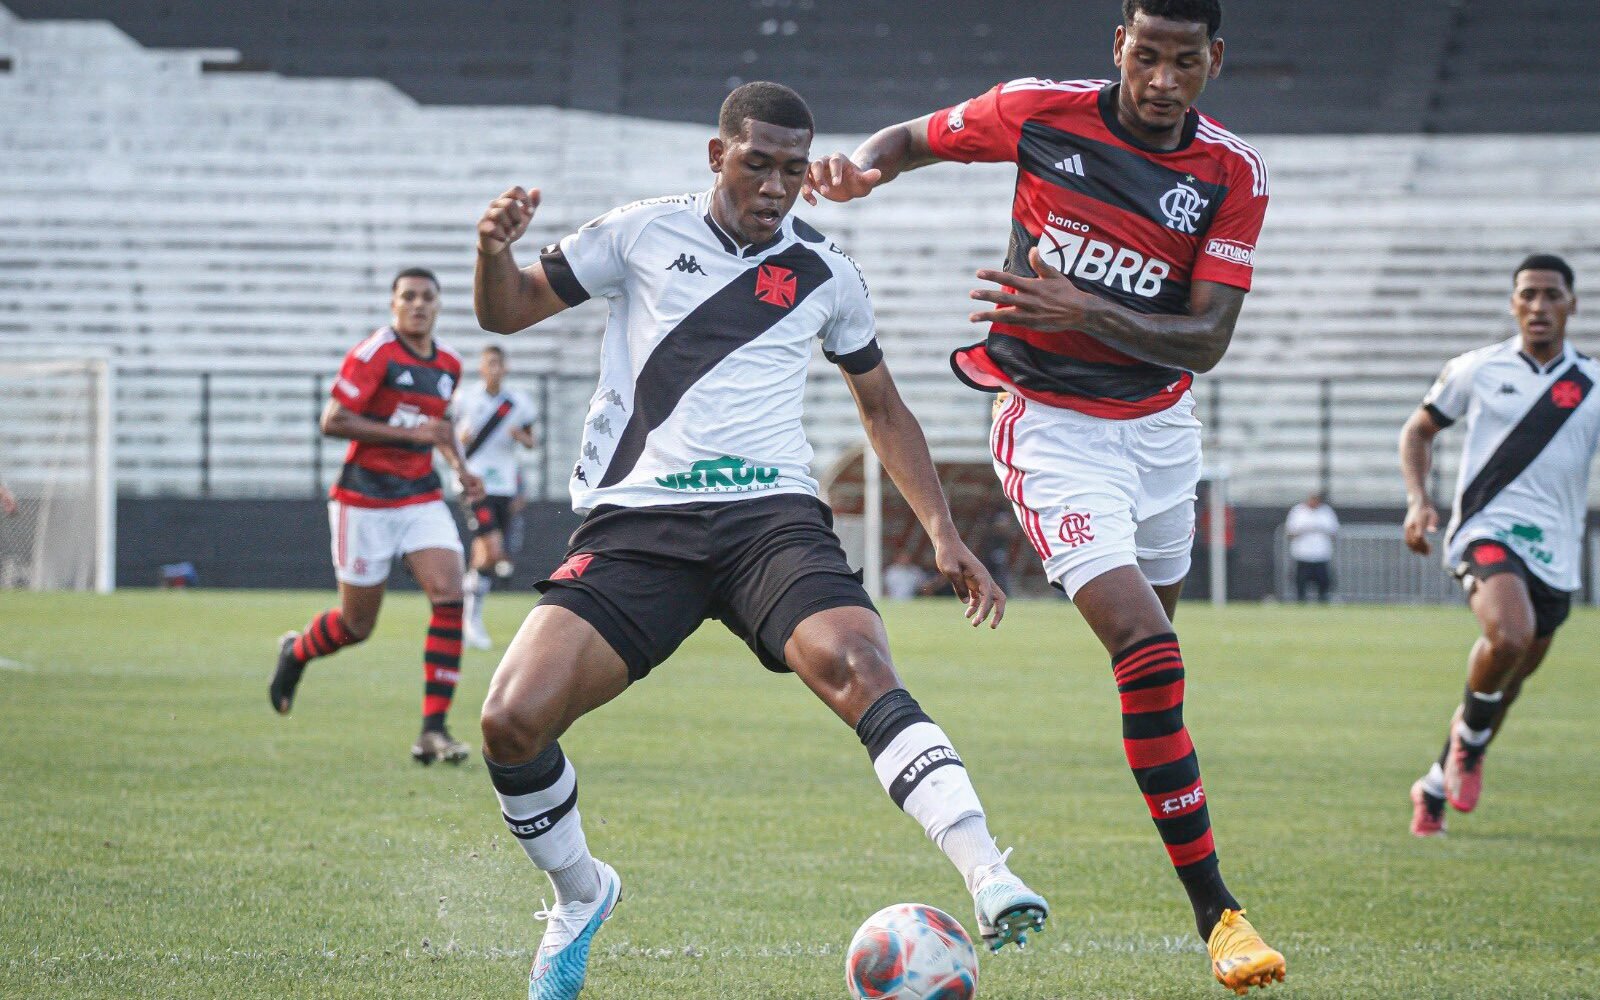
[718,81,814,138]
[480,344,505,360]
[392,266,440,292]
[1514,253,1575,291]
[1123,0,1222,39]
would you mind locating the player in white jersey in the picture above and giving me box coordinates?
[469,83,1046,1000]
[455,344,538,648]
[1401,255,1596,836]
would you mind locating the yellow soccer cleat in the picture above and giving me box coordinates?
[1207,909,1286,995]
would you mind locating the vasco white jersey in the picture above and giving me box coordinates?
[539,190,882,513]
[1423,336,1600,591]
[455,381,536,497]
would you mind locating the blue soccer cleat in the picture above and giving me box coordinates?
[528,860,622,1000]
[971,849,1049,952]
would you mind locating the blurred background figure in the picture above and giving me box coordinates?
[883,550,930,600]
[1285,492,1339,603]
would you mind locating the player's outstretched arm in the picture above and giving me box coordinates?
[1399,407,1445,555]
[475,186,573,334]
[842,360,1005,628]
[970,248,1244,373]
[801,115,940,205]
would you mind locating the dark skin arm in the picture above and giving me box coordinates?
[1399,406,1446,554]
[841,359,1005,628]
[970,247,1246,373]
[321,401,484,503]
[474,186,575,334]
[801,116,941,204]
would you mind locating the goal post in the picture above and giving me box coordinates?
[0,359,116,592]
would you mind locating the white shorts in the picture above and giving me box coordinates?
[328,499,463,587]
[991,392,1201,598]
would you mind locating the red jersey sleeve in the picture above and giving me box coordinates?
[331,340,386,413]
[926,82,1027,164]
[1191,159,1269,291]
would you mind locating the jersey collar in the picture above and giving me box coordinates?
[698,190,789,258]
[1511,336,1572,374]
[1098,82,1199,154]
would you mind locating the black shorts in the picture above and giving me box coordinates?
[535,493,876,683]
[467,495,513,539]
[1455,538,1573,638]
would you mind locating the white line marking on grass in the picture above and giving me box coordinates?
[0,657,32,672]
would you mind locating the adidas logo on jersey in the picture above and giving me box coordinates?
[1039,224,1173,299]
[1053,154,1086,177]
[395,370,415,387]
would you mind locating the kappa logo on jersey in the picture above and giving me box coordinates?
[1040,224,1173,299]
[665,253,706,274]
[1203,238,1255,266]
[1499,383,1519,395]
[1551,380,1584,409]
[597,388,625,408]
[1058,512,1095,548]
[754,263,797,307]
[655,455,779,492]
[588,413,615,437]
[1159,179,1210,234]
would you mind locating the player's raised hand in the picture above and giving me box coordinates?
[801,154,883,205]
[969,246,1093,331]
[932,538,1006,629]
[1403,500,1439,555]
[412,417,455,449]
[477,186,540,256]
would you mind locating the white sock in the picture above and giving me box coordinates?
[486,744,600,905]
[1421,762,1446,798]
[937,814,1007,894]
[1456,720,1492,747]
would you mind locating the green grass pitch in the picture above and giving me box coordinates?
[3,591,1599,999]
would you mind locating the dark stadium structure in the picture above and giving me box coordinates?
[11,0,1600,133]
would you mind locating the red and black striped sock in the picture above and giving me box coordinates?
[291,609,357,665]
[1113,632,1239,939]
[422,601,464,732]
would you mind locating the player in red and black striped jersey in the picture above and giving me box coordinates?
[806,1,1284,991]
[269,267,486,766]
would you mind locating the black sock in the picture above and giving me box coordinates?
[1178,859,1241,941]
[422,712,447,733]
[1460,685,1502,735]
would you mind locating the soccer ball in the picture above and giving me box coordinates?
[844,903,978,1000]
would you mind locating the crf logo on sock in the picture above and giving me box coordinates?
[551,553,594,581]
[754,264,797,307]
[1160,785,1205,815]
[1058,512,1094,548]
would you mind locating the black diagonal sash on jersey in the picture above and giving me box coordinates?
[598,244,833,488]
[1451,363,1594,540]
[464,396,515,459]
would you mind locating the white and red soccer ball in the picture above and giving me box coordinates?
[845,903,979,1000]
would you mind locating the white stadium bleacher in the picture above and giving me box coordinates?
[3,4,1598,504]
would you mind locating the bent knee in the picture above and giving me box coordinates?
[480,692,556,762]
[1484,619,1535,660]
[342,618,376,643]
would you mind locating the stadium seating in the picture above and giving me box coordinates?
[3,4,1598,504]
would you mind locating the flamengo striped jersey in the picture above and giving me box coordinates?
[329,327,462,508]
[1423,336,1600,591]
[928,78,1269,419]
[539,190,881,514]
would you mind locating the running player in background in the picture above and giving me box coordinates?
[269,267,486,766]
[1401,255,1596,835]
[473,82,1045,1000]
[805,1,1284,992]
[455,344,538,648]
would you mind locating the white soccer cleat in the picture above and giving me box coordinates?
[528,860,622,1000]
[970,848,1049,952]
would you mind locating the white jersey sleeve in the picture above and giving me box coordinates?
[818,246,883,373]
[539,196,694,306]
[1422,352,1479,426]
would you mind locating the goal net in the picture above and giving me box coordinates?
[0,359,115,592]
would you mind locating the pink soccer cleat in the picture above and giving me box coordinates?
[1410,779,1447,837]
